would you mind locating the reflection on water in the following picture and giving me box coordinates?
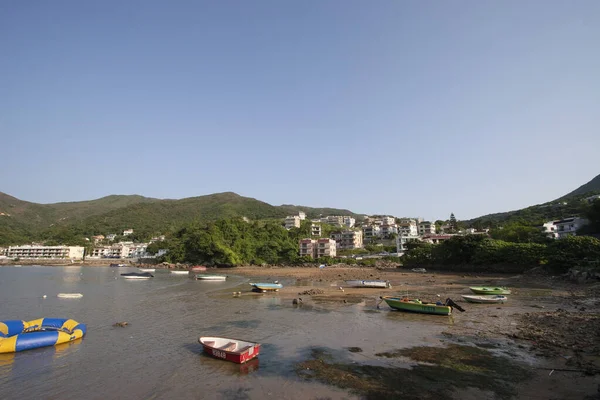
[0,266,451,399]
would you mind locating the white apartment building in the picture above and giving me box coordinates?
[363,225,381,240]
[343,216,356,228]
[543,221,559,239]
[91,243,131,258]
[316,238,336,258]
[381,216,395,225]
[418,221,436,236]
[298,211,306,220]
[311,224,322,236]
[398,220,418,237]
[285,216,301,230]
[381,224,398,237]
[6,245,85,260]
[127,244,149,258]
[554,217,589,239]
[337,230,363,250]
[324,216,344,226]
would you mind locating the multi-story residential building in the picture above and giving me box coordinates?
[298,211,306,220]
[316,238,337,258]
[299,239,317,258]
[6,245,85,260]
[381,216,395,225]
[127,244,149,258]
[418,221,436,236]
[325,216,344,226]
[398,220,418,237]
[311,224,322,236]
[343,216,356,228]
[381,224,398,237]
[285,216,301,230]
[106,234,117,241]
[123,229,134,236]
[336,230,363,250]
[363,225,381,240]
[554,217,589,239]
[92,243,131,258]
[542,221,559,239]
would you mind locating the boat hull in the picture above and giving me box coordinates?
[121,272,154,279]
[57,293,83,299]
[469,287,511,295]
[462,295,507,304]
[195,275,227,281]
[382,296,452,315]
[345,280,390,288]
[170,271,190,275]
[199,336,260,364]
[191,266,207,272]
[249,283,283,292]
[139,268,155,272]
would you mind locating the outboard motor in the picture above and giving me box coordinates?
[445,298,465,312]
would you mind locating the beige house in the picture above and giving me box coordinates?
[6,245,85,260]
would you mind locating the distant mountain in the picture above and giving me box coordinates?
[559,173,600,199]
[467,173,600,227]
[0,191,358,246]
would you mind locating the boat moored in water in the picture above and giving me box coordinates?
[110,263,127,268]
[170,270,190,275]
[199,336,260,364]
[0,318,86,353]
[345,280,392,289]
[121,272,154,279]
[191,265,207,272]
[139,268,155,273]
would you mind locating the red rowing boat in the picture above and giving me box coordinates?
[199,336,260,364]
[191,265,207,272]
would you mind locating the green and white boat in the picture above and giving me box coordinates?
[469,287,511,295]
[381,296,464,316]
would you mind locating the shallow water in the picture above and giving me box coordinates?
[0,266,454,399]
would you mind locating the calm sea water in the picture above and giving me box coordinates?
[0,266,452,399]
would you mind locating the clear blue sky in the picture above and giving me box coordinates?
[1,1,599,220]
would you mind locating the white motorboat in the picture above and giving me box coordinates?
[170,270,189,275]
[195,274,227,281]
[121,272,154,279]
[139,268,156,272]
[345,280,392,289]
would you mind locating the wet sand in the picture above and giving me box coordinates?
[225,265,600,399]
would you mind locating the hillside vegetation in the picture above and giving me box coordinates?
[0,191,357,246]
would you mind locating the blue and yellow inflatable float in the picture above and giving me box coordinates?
[0,318,86,353]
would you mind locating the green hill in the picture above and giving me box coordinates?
[0,191,358,246]
[467,173,600,227]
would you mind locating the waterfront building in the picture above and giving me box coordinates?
[396,235,420,254]
[398,220,418,237]
[6,245,85,260]
[418,221,436,236]
[285,216,301,230]
[316,238,336,258]
[334,230,363,250]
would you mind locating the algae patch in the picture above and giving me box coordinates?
[296,344,532,400]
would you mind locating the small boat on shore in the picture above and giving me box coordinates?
[57,293,83,299]
[462,295,507,304]
[199,336,260,364]
[345,280,392,289]
[195,274,227,281]
[170,270,189,275]
[381,296,465,315]
[110,263,127,268]
[139,268,155,273]
[121,272,154,279]
[249,282,283,292]
[191,265,207,272]
[469,287,511,295]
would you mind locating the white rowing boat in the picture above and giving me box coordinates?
[57,293,83,299]
[139,268,156,272]
[170,270,190,275]
[345,280,392,289]
[195,274,227,281]
[461,295,508,304]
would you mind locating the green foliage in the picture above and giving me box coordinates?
[545,236,600,272]
[578,200,600,235]
[489,223,551,244]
